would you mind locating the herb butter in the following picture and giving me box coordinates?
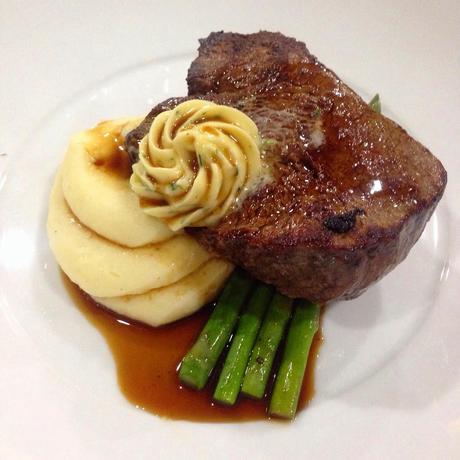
[130,100,263,231]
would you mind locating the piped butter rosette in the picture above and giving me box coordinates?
[130,99,262,231]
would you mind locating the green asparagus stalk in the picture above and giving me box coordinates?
[369,93,381,113]
[241,293,293,399]
[178,270,253,390]
[213,283,275,405]
[269,300,320,419]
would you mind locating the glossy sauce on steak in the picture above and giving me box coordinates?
[126,32,447,302]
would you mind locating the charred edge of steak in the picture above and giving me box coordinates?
[323,208,365,234]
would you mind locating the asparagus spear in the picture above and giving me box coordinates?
[213,283,275,405]
[269,300,320,419]
[241,293,293,399]
[178,270,253,390]
[369,93,381,113]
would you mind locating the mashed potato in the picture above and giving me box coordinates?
[47,119,233,326]
[61,119,175,247]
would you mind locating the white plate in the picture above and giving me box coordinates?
[1,3,460,459]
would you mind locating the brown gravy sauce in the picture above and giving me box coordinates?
[62,273,322,422]
[88,123,132,179]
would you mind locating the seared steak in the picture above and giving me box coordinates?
[126,31,447,302]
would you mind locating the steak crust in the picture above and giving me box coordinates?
[126,32,447,302]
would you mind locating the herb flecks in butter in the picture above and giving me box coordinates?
[312,106,322,118]
[260,138,278,152]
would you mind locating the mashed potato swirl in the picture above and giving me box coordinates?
[47,117,234,326]
[130,99,262,231]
